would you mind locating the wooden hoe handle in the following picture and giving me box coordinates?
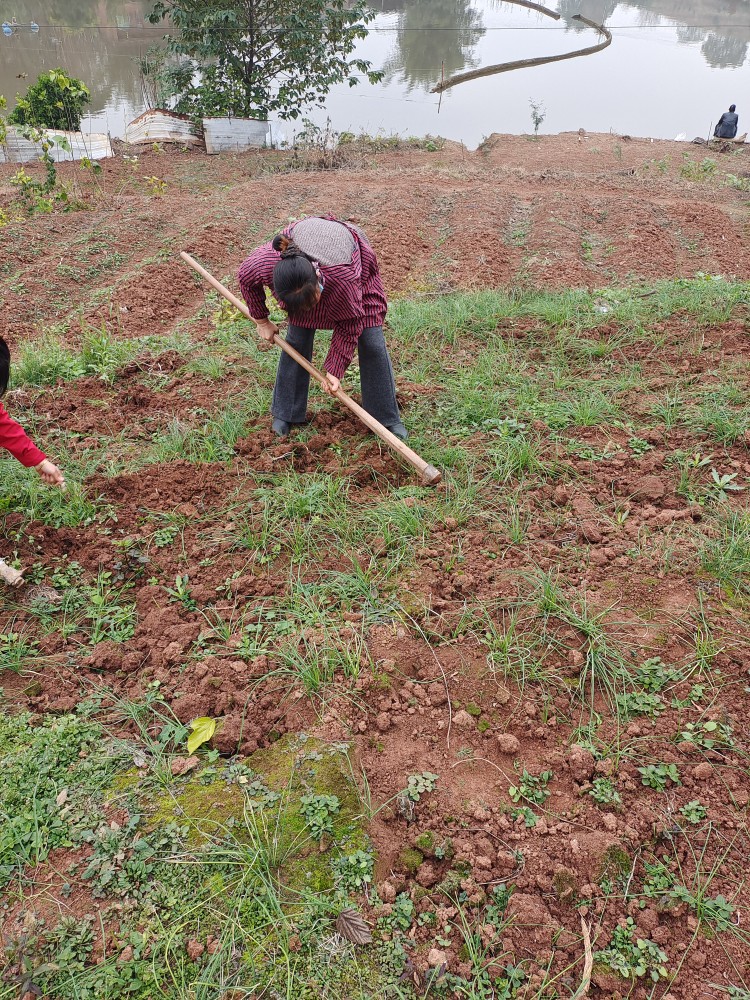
[181,252,442,485]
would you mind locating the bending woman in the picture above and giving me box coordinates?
[238,215,406,439]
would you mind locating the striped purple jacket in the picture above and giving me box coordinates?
[237,218,388,379]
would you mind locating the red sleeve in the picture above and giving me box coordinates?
[324,317,363,379]
[320,239,366,378]
[0,402,46,467]
[238,244,278,321]
[358,238,388,324]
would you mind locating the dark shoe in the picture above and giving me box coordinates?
[272,418,291,437]
[387,422,408,441]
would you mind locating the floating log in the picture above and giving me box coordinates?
[432,11,612,94]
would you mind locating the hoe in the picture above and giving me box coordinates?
[181,252,442,485]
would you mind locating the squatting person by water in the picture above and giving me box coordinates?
[238,215,407,439]
[0,337,65,488]
[714,104,738,139]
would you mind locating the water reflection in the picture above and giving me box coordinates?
[0,0,153,130]
[679,27,747,70]
[0,0,748,143]
[377,0,750,98]
[377,0,485,90]
[558,0,750,69]
[0,0,150,31]
[556,0,618,28]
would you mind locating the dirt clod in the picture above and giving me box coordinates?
[496,733,520,754]
[452,709,475,728]
[693,762,713,780]
[629,476,666,501]
[170,756,200,776]
[375,712,392,732]
[568,745,596,783]
[186,940,205,961]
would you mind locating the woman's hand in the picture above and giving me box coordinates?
[35,459,66,489]
[322,373,340,396]
[255,319,279,343]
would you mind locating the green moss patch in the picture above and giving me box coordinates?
[146,734,368,896]
[398,846,424,874]
[413,830,454,861]
[599,844,632,882]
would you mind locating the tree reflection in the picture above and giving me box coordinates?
[555,0,618,30]
[556,0,749,68]
[691,29,747,69]
[0,0,154,118]
[378,0,485,91]
[631,0,750,68]
[1,0,142,28]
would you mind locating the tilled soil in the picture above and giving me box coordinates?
[1,134,750,998]
[2,132,750,347]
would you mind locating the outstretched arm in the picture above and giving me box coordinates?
[0,403,65,488]
[0,401,46,467]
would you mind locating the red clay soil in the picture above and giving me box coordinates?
[2,131,750,347]
[2,319,748,997]
[1,135,750,998]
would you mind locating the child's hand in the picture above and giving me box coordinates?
[35,459,66,490]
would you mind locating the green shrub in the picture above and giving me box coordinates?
[8,69,90,131]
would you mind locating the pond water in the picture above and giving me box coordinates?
[0,0,748,148]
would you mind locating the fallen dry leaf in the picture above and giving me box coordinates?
[336,908,372,945]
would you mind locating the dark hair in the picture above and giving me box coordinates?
[730,104,736,112]
[271,234,319,312]
[0,338,9,398]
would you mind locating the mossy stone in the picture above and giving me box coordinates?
[436,861,471,896]
[414,830,435,852]
[414,830,454,861]
[552,867,579,904]
[599,844,631,881]
[399,847,424,874]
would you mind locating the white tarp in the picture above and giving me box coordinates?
[268,122,288,148]
[125,109,202,147]
[0,128,113,164]
[203,117,269,153]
